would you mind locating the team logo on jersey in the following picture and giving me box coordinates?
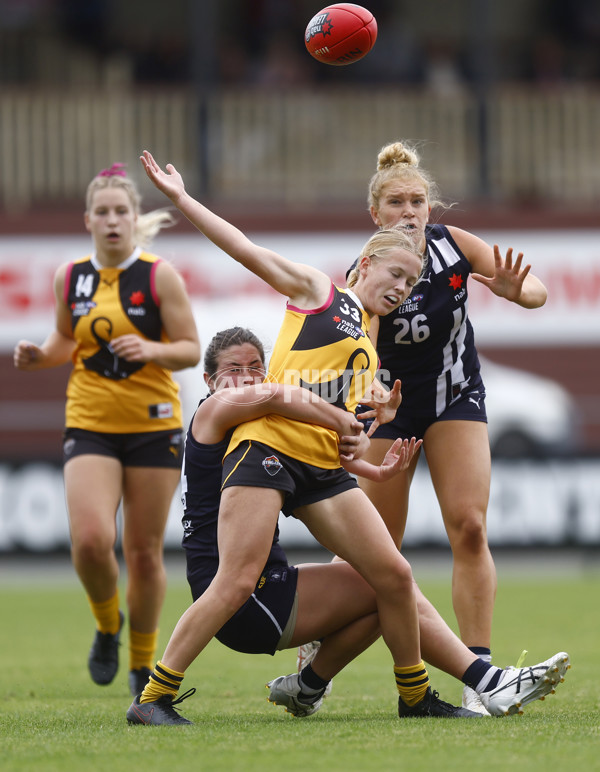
[262,455,283,476]
[128,289,147,316]
[332,315,365,339]
[70,300,97,317]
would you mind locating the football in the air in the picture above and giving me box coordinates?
[305,4,377,66]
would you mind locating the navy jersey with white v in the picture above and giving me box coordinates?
[376,224,482,418]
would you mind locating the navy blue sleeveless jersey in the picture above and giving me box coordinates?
[180,398,289,594]
[376,224,483,419]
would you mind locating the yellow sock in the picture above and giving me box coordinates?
[394,661,430,706]
[88,593,121,634]
[140,660,185,704]
[129,629,158,672]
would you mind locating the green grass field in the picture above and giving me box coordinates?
[1,556,598,772]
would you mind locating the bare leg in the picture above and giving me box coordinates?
[424,420,496,648]
[64,455,122,602]
[290,562,381,678]
[414,585,477,678]
[296,488,421,667]
[355,425,496,650]
[355,438,419,547]
[121,467,180,633]
[292,562,476,681]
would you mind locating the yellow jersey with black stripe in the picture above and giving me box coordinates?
[228,283,376,469]
[63,248,182,433]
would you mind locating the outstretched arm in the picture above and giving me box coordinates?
[140,151,331,309]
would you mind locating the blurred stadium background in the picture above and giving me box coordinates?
[1,0,599,553]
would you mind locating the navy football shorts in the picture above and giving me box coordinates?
[369,384,487,442]
[187,561,299,655]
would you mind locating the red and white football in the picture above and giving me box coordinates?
[305,4,377,66]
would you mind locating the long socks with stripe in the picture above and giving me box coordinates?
[394,661,429,706]
[462,647,505,693]
[139,661,184,703]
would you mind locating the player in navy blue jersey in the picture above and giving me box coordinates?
[347,140,548,715]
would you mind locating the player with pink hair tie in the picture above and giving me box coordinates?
[13,163,200,696]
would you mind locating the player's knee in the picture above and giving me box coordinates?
[219,570,259,613]
[450,511,488,553]
[73,533,114,565]
[372,553,415,595]
[124,544,164,579]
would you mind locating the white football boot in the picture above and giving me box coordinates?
[481,651,570,716]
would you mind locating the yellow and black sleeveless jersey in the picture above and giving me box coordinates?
[229,283,377,469]
[63,248,182,433]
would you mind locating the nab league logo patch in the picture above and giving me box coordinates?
[262,455,283,476]
[332,315,365,340]
[71,300,97,317]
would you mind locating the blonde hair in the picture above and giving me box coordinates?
[347,225,426,288]
[85,167,175,249]
[367,140,446,214]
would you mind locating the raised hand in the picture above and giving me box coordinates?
[140,150,185,204]
[471,244,531,302]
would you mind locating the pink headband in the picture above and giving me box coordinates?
[97,163,127,178]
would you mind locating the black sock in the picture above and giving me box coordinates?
[299,663,329,693]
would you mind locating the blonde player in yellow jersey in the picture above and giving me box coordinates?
[127,150,485,724]
[13,163,200,696]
